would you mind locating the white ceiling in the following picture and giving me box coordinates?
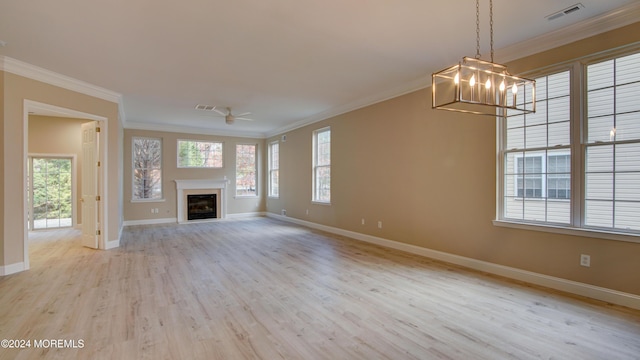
[1,0,639,138]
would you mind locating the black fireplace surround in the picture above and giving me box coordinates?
[187,194,217,220]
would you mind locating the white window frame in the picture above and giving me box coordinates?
[495,46,640,243]
[132,136,163,202]
[268,141,279,198]
[312,127,331,204]
[235,143,258,198]
[177,140,223,168]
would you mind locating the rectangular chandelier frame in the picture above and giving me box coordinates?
[432,57,536,118]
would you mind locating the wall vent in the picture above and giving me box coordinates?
[546,3,585,21]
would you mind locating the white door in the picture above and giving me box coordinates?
[81,121,99,249]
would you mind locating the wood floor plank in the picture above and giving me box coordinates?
[1,218,639,359]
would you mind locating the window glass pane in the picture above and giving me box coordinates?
[585,200,613,228]
[616,112,640,142]
[523,201,545,221]
[506,115,523,129]
[588,88,614,118]
[236,144,256,196]
[587,60,613,90]
[587,116,614,143]
[615,202,640,230]
[178,140,223,168]
[525,101,546,126]
[586,145,613,172]
[616,52,640,85]
[525,124,547,148]
[615,143,640,171]
[548,96,570,123]
[133,138,162,200]
[313,128,331,202]
[616,82,640,114]
[506,128,524,149]
[547,71,570,98]
[548,121,570,147]
[585,173,613,200]
[615,173,640,201]
[547,201,570,223]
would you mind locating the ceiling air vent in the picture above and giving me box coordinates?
[546,3,585,21]
[195,104,216,111]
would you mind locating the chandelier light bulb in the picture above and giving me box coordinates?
[512,83,518,94]
[470,75,476,87]
[485,79,491,89]
[454,73,460,84]
[499,80,506,91]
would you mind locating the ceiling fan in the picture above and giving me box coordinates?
[196,105,253,125]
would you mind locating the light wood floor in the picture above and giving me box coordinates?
[1,217,639,359]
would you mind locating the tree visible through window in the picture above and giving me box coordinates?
[268,141,279,197]
[133,137,162,200]
[313,127,331,203]
[178,140,223,168]
[236,144,257,196]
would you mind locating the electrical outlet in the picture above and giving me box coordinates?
[306,209,309,215]
[281,209,287,216]
[361,218,365,225]
[580,254,591,267]
[378,221,383,229]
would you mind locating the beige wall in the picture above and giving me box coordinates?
[0,70,5,264]
[1,72,121,268]
[123,129,265,221]
[28,115,93,225]
[266,22,640,295]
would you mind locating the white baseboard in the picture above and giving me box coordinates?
[123,218,177,226]
[227,211,267,219]
[267,213,640,310]
[106,239,120,250]
[0,262,26,276]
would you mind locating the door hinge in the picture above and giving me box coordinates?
[96,230,101,236]
[96,195,101,201]
[96,127,101,133]
[97,161,101,167]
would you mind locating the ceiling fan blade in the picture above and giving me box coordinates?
[235,117,254,121]
[213,108,227,116]
[235,112,252,117]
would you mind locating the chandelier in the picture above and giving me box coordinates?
[432,0,535,117]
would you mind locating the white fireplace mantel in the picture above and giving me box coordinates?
[175,179,229,223]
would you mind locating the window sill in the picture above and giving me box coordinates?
[312,201,331,206]
[493,219,640,244]
[131,198,166,203]
[234,195,258,199]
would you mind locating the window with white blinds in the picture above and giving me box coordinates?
[585,52,640,231]
[498,48,640,236]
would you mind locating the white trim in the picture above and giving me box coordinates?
[122,218,177,226]
[268,213,640,310]
[0,56,122,104]
[496,2,640,64]
[175,179,229,223]
[105,239,120,249]
[493,220,640,244]
[0,262,26,276]
[125,121,265,139]
[227,212,267,219]
[265,4,640,139]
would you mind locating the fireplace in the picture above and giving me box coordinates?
[175,179,228,223]
[187,194,216,220]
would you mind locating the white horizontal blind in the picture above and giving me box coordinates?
[585,52,640,231]
[503,71,571,224]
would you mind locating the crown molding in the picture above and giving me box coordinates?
[0,56,122,104]
[267,3,640,138]
[265,76,429,138]
[495,2,640,64]
[124,120,267,139]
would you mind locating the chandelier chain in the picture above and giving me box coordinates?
[475,0,481,59]
[490,0,494,62]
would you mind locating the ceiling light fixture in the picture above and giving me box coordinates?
[432,0,536,117]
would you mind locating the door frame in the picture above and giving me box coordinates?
[23,100,108,269]
[27,154,77,230]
